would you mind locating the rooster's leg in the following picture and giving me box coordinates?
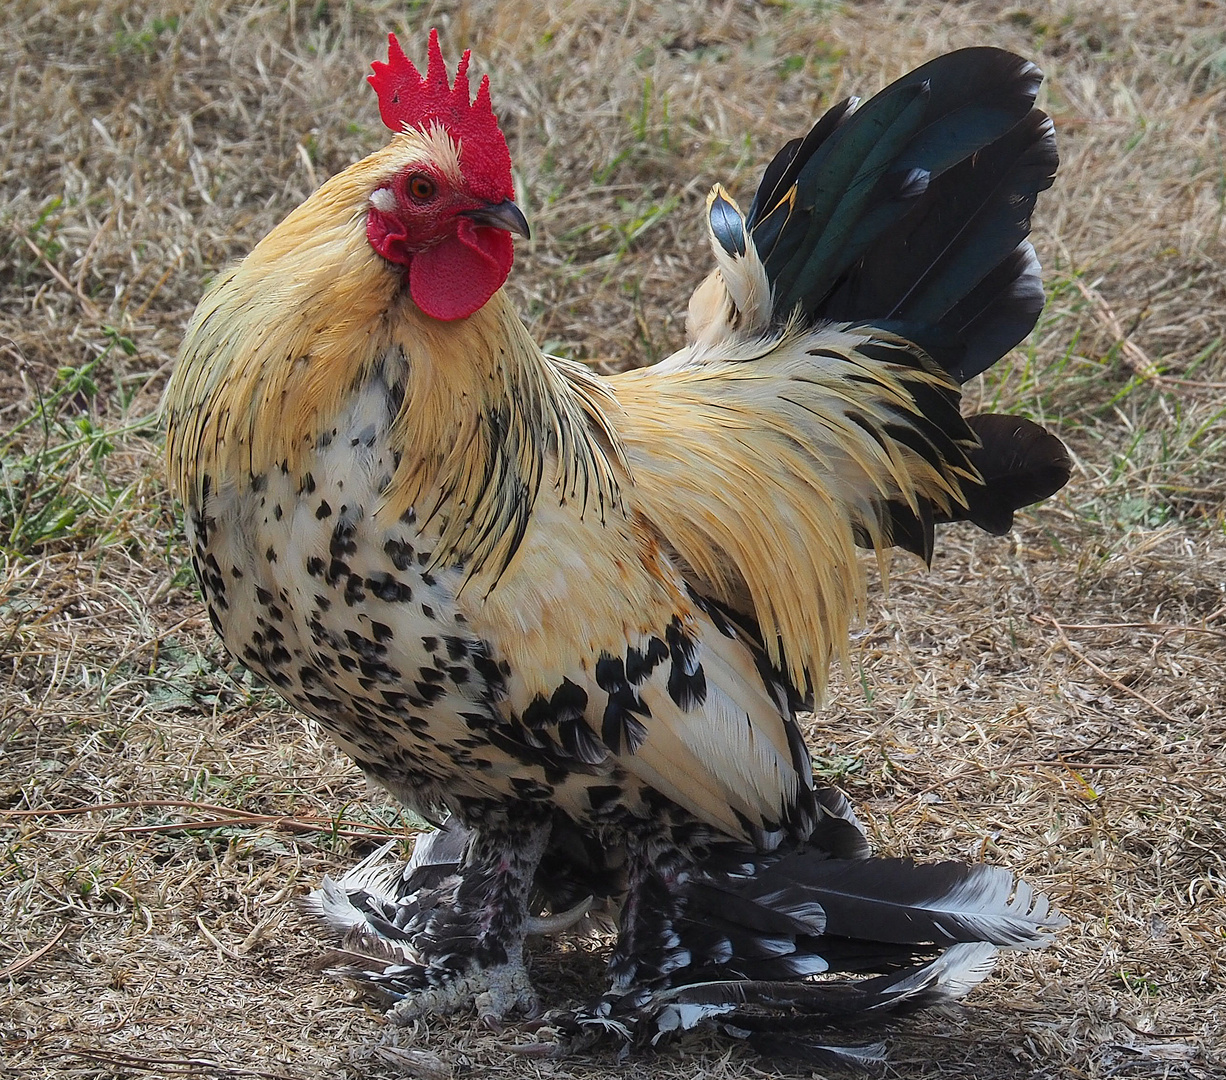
[386,815,550,1025]
[539,838,695,1049]
[607,839,694,997]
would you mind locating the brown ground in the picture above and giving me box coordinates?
[3,1,1225,1078]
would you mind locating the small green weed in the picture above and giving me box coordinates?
[111,14,179,59]
[0,328,157,558]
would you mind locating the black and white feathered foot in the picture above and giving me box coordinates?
[308,810,1064,1062]
[607,841,696,994]
[307,816,583,1025]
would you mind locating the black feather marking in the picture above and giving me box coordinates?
[601,686,651,756]
[849,336,931,372]
[366,573,413,603]
[896,377,968,442]
[551,678,589,722]
[625,637,669,684]
[887,115,1057,327]
[558,716,606,765]
[469,644,507,698]
[770,80,932,314]
[384,538,415,570]
[692,594,736,640]
[747,138,803,234]
[880,420,949,473]
[734,1032,889,1069]
[942,242,1047,382]
[665,618,707,710]
[413,680,447,704]
[939,413,1071,532]
[709,191,747,257]
[586,784,622,811]
[748,197,792,264]
[521,693,553,730]
[686,882,827,939]
[517,679,597,764]
[595,653,626,692]
[824,108,1058,378]
[876,498,935,563]
[809,790,872,861]
[330,519,357,558]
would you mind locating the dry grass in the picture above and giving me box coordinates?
[3,1,1225,1077]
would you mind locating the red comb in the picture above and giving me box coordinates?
[368,30,512,203]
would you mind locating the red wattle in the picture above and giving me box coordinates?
[409,218,513,321]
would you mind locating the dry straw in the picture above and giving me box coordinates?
[3,1,1224,1077]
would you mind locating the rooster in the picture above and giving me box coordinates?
[164,31,1070,1059]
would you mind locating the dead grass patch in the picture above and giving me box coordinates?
[3,1,1225,1077]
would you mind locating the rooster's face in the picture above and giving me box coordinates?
[364,31,526,322]
[366,130,528,321]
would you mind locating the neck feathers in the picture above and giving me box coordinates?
[384,291,625,586]
[164,156,402,502]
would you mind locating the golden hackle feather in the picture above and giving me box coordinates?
[165,134,417,504]
[381,290,624,586]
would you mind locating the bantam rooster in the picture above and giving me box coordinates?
[165,31,1070,1059]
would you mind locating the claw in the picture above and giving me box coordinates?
[387,960,539,1026]
[525,895,594,936]
[478,1006,504,1034]
[506,1039,560,1058]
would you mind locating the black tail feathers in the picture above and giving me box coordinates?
[943,413,1072,535]
[744,48,1067,558]
[749,47,1058,384]
[884,411,1072,561]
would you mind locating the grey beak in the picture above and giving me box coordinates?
[463,198,531,240]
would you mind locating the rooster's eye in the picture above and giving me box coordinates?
[407,174,437,202]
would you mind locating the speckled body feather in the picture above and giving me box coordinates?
[165,37,1069,1056]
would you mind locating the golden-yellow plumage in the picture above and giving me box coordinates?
[610,325,974,695]
[166,144,400,503]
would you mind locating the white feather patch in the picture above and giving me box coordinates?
[874,941,1000,1006]
[369,187,396,213]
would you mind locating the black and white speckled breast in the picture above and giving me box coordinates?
[180,345,810,844]
[184,356,522,815]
